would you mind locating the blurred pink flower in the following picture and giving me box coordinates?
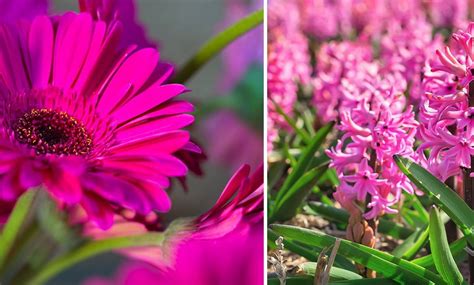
[267,30,311,150]
[202,0,263,170]
[79,0,156,48]
[312,40,373,123]
[380,15,443,103]
[85,164,263,285]
[219,0,263,91]
[203,111,262,170]
[0,13,193,230]
[0,0,47,22]
[428,0,467,28]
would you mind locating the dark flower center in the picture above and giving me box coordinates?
[14,108,92,156]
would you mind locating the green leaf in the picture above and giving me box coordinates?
[268,275,312,285]
[412,237,467,268]
[298,262,362,280]
[271,224,445,285]
[173,9,263,83]
[271,164,328,221]
[394,155,474,247]
[269,122,335,222]
[25,219,192,285]
[329,279,398,285]
[268,161,287,190]
[304,202,414,239]
[392,225,429,260]
[271,99,311,144]
[268,276,398,285]
[0,190,37,270]
[268,229,356,271]
[428,207,464,284]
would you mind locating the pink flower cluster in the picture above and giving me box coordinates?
[269,0,469,42]
[314,14,442,122]
[418,22,474,181]
[267,4,311,152]
[321,39,419,218]
[380,16,444,103]
[327,93,418,219]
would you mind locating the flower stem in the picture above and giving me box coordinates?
[466,80,474,284]
[0,190,37,271]
[25,219,191,285]
[173,9,263,84]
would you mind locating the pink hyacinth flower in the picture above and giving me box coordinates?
[0,13,194,230]
[418,22,474,181]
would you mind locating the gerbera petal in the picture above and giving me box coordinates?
[53,12,88,87]
[116,114,194,141]
[44,169,83,204]
[28,15,53,87]
[110,130,190,155]
[97,48,159,114]
[73,21,106,87]
[83,173,150,214]
[111,84,187,124]
[81,194,115,230]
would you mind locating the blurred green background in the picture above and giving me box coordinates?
[50,1,238,283]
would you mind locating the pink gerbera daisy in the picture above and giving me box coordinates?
[0,12,194,229]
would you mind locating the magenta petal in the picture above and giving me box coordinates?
[83,173,150,213]
[28,15,53,87]
[98,48,159,114]
[116,114,194,141]
[140,183,171,212]
[53,13,93,88]
[18,162,41,189]
[208,164,250,214]
[111,83,187,124]
[110,131,190,156]
[44,169,83,204]
[81,195,114,230]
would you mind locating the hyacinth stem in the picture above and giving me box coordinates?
[351,151,378,279]
[173,9,263,84]
[445,177,459,243]
[466,80,474,284]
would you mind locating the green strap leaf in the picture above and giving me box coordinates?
[271,224,445,285]
[268,276,398,285]
[412,237,467,268]
[392,225,429,260]
[173,9,263,83]
[269,122,334,222]
[271,164,328,222]
[268,229,356,271]
[429,207,464,284]
[298,262,362,280]
[271,99,311,144]
[394,155,474,247]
